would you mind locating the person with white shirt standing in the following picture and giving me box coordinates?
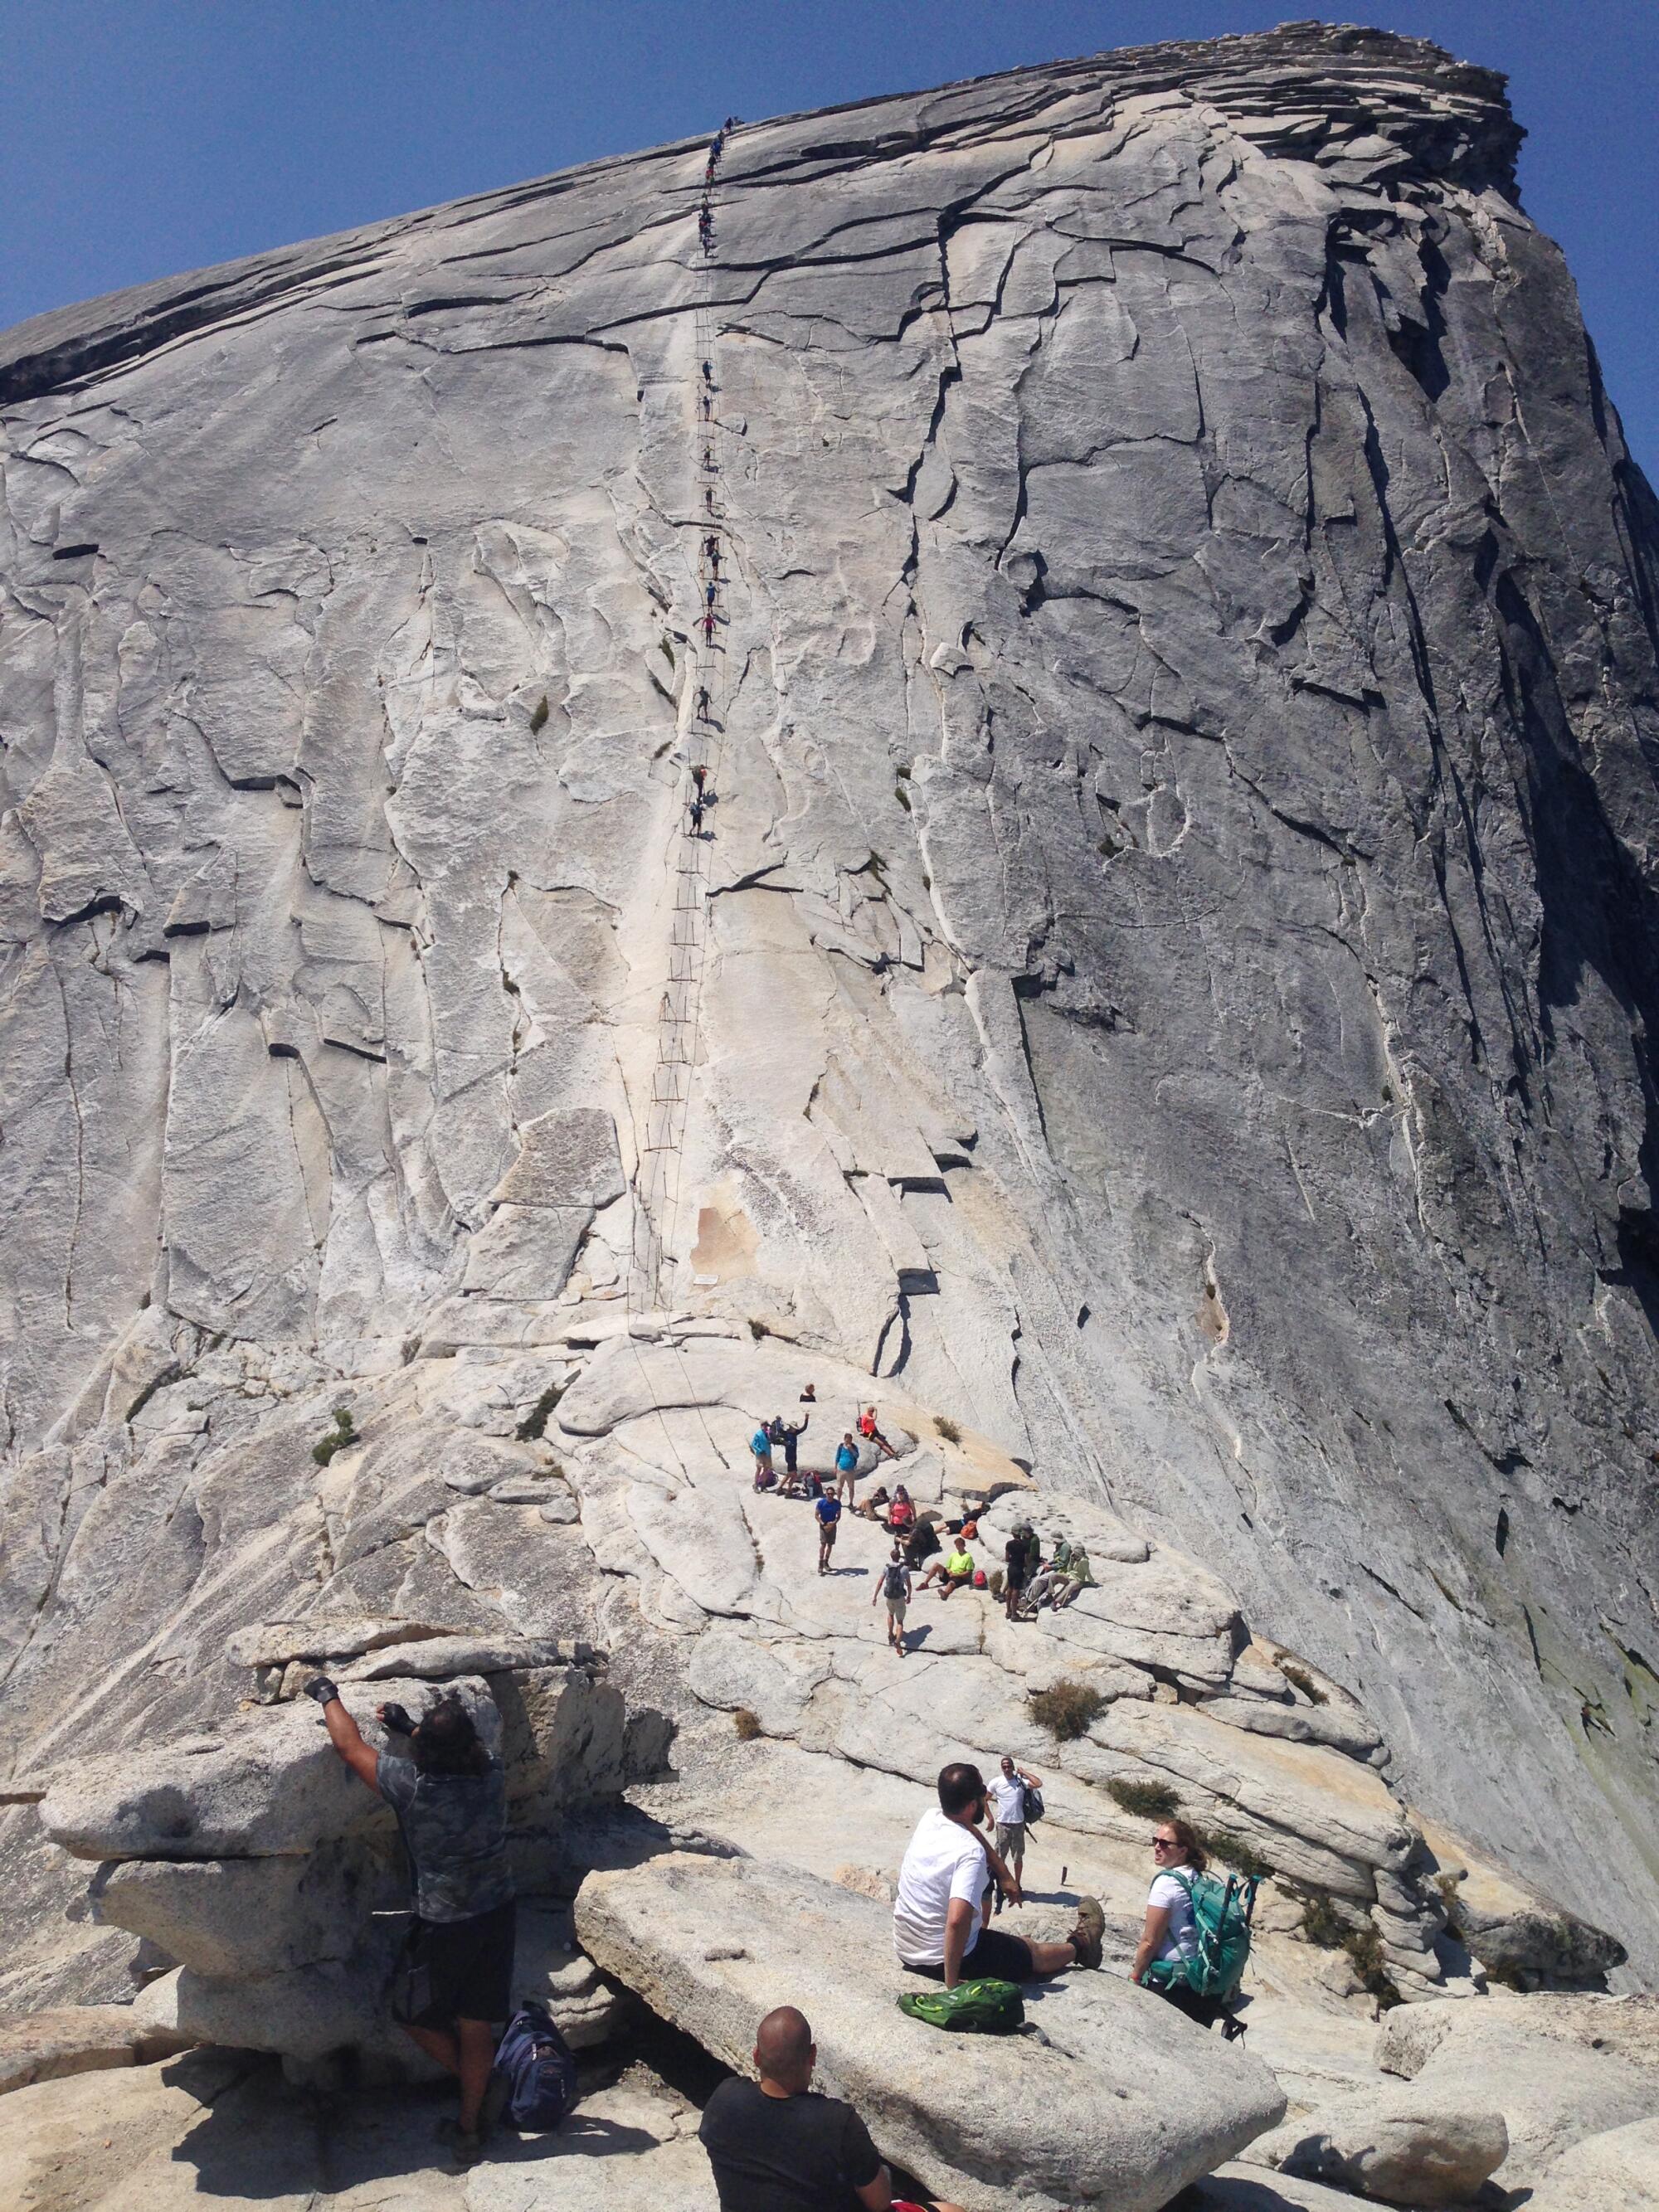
[981,1753,1040,1911]
[1131,1817,1223,2026]
[893,1762,1102,1989]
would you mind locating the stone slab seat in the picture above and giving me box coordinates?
[574,1852,1287,2212]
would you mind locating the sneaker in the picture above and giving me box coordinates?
[1068,1894,1105,1971]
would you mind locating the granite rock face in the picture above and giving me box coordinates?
[1,12,1657,2059]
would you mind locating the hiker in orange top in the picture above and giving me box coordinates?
[858,1406,898,1461]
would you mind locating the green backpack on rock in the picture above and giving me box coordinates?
[898,1977,1024,2034]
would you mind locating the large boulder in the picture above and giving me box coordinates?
[575,1851,1287,2211]
[1520,2117,1659,2212]
[0,2005,192,2097]
[1374,1994,1658,2188]
[90,1844,379,1977]
[1248,2090,1508,2205]
[38,1680,497,1861]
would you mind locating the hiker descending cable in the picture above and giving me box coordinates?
[689,795,705,835]
[704,533,721,570]
[702,359,714,385]
[691,763,708,792]
[695,685,710,720]
[703,610,716,642]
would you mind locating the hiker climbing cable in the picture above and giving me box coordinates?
[704,534,721,569]
[695,685,710,720]
[703,610,716,642]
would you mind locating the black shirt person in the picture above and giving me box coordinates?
[309,1680,514,2165]
[700,2005,966,2212]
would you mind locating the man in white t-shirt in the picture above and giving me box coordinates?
[981,1753,1041,1908]
[894,1762,1102,1990]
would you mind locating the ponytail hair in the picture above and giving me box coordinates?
[1165,1817,1208,1873]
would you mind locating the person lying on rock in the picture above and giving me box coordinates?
[853,1483,891,1519]
[700,2004,967,2212]
[306,1680,515,2166]
[917,1541,974,1598]
[895,1762,1102,1989]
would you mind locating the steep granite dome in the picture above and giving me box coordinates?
[2,10,1657,2018]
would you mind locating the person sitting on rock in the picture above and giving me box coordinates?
[873,1540,913,1655]
[858,1404,898,1460]
[894,1762,1102,1990]
[307,1680,515,2166]
[854,1483,891,1519]
[885,1484,916,1535]
[1019,1537,1074,1615]
[918,1539,974,1598]
[815,1485,843,1575]
[1052,1540,1094,1609]
[1132,1818,1224,2028]
[902,1514,941,1572]
[834,1431,861,1504]
[701,2004,968,2212]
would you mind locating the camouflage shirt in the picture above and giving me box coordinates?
[377,1753,514,1923]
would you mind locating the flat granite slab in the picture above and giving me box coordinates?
[575,1852,1287,2212]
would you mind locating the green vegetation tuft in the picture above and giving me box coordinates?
[932,1415,961,1444]
[894,785,912,811]
[1298,1892,1347,1948]
[1195,1827,1274,1881]
[312,1406,358,1467]
[733,1708,762,1741]
[747,1318,770,1342]
[529,695,550,734]
[1106,1775,1180,1818]
[1280,1661,1329,1705]
[1029,1680,1107,1741]
[1342,1923,1402,2007]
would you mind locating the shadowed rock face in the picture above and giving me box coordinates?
[2,16,1657,1996]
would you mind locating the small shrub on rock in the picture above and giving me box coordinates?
[747,1318,770,1341]
[1299,1892,1347,1947]
[1342,1923,1402,2007]
[1029,1680,1108,1742]
[312,1406,358,1466]
[1280,1661,1329,1705]
[933,1415,961,1444]
[1197,1827,1274,1881]
[529,695,550,733]
[1106,1775,1180,1818]
[732,1708,762,1740]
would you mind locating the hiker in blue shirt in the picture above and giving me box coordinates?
[833,1432,861,1506]
[815,1487,843,1575]
[751,1423,776,1491]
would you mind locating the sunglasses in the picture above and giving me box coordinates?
[1151,1838,1180,1851]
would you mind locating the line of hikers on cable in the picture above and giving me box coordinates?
[698,115,736,254]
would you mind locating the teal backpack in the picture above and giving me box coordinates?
[1142,1869,1259,2002]
[898,1977,1024,2034]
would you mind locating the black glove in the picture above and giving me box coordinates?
[302,1675,339,1706]
[379,1702,415,1736]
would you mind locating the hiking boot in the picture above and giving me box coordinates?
[479,2069,512,2138]
[1068,1894,1105,1970]
[437,2119,485,2167]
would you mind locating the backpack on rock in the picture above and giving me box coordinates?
[492,1999,577,2132]
[898,1977,1024,2034]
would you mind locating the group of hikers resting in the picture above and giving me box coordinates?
[746,1389,1098,1647]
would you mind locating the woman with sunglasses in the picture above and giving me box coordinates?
[1131,1817,1222,2026]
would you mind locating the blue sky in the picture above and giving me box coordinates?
[2,2,1653,475]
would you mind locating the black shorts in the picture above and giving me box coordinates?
[1155,1977,1225,2030]
[907,1925,1034,1983]
[397,1899,517,2027]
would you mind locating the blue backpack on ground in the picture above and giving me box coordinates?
[493,1999,577,2132]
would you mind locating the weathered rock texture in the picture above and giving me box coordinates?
[1,12,1656,2052]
